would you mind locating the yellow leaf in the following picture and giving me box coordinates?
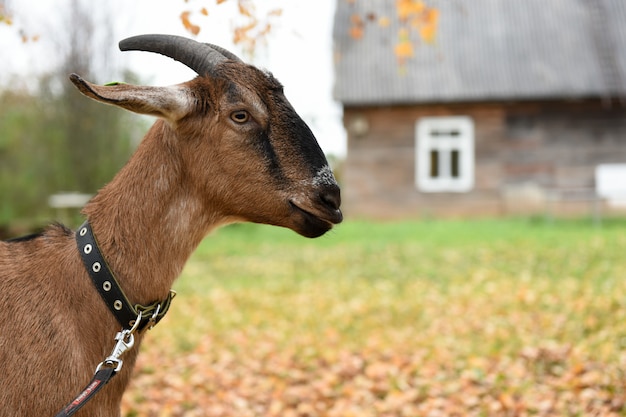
[396,0,425,21]
[419,8,438,43]
[411,0,426,15]
[394,40,414,58]
[378,16,391,28]
[350,14,363,25]
[233,21,257,45]
[397,27,410,42]
[349,13,364,40]
[200,7,209,16]
[350,25,364,40]
[238,0,253,18]
[420,23,436,43]
[180,11,201,36]
[422,7,439,26]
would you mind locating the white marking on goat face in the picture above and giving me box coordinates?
[312,165,338,187]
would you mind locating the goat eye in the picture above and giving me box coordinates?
[230,110,249,123]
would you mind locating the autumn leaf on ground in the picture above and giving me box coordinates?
[119,220,626,417]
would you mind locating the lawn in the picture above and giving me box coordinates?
[122,219,626,416]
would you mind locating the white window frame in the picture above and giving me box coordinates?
[415,116,475,193]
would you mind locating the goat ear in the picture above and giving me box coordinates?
[69,73,193,122]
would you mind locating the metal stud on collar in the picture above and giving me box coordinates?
[76,220,174,331]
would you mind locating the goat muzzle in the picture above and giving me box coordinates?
[289,184,343,238]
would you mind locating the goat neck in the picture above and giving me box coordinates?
[82,120,214,306]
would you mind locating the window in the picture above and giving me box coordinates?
[415,116,475,192]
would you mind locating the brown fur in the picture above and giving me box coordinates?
[0,57,340,416]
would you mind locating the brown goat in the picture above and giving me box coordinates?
[0,34,341,417]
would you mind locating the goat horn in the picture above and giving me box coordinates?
[119,34,242,76]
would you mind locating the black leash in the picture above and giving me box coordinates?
[54,221,176,417]
[54,368,116,417]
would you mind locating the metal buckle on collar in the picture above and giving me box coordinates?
[95,311,143,373]
[134,290,176,331]
[146,303,161,331]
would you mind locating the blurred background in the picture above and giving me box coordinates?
[1,0,625,234]
[0,0,344,235]
[3,2,626,415]
[334,0,626,220]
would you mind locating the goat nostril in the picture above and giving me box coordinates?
[319,187,342,212]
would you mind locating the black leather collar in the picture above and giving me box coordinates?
[76,221,174,331]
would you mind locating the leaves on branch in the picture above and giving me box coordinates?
[347,0,438,68]
[179,0,282,57]
[349,14,364,40]
[0,4,39,42]
[0,3,10,25]
[180,11,201,36]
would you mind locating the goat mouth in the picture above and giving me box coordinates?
[289,201,342,238]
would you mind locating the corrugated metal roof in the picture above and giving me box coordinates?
[333,0,626,105]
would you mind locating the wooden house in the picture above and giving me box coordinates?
[333,0,626,218]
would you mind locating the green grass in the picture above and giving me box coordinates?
[152,218,626,360]
[128,218,626,415]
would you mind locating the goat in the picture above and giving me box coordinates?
[0,34,342,417]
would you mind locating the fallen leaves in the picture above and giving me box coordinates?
[122,336,626,416]
[119,221,626,416]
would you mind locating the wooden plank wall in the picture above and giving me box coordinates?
[342,100,626,219]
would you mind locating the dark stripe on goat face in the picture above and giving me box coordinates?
[271,102,329,178]
[254,129,285,182]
